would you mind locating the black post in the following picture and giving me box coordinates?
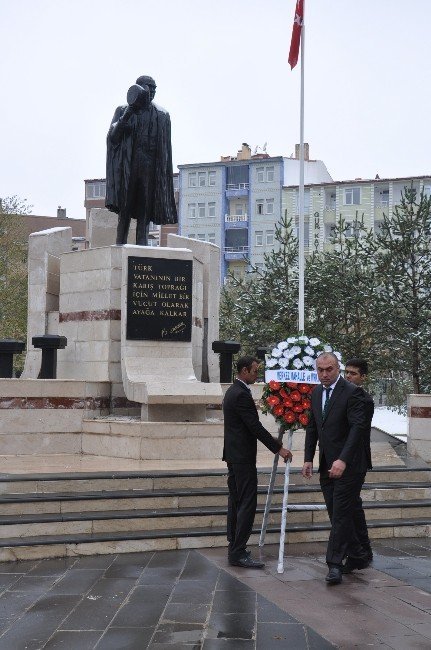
[32,335,67,379]
[212,340,241,383]
[255,347,268,382]
[0,340,25,378]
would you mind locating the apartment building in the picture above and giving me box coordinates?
[178,143,332,282]
[283,175,431,253]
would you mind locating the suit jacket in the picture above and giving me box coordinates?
[304,376,369,474]
[360,387,374,470]
[223,379,281,464]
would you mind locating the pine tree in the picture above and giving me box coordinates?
[372,185,431,395]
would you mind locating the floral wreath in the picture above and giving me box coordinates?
[261,335,342,431]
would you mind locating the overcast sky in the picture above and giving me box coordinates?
[1,0,430,220]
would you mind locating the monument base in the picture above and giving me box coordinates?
[141,403,207,422]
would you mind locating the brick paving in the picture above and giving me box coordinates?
[0,538,431,648]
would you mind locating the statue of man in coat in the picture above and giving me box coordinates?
[105,75,178,245]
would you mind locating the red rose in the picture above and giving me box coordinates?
[269,380,281,391]
[279,388,289,399]
[301,398,311,409]
[283,398,293,408]
[293,404,304,413]
[266,395,280,406]
[286,382,298,389]
[273,404,284,416]
[290,390,301,402]
[298,384,311,394]
[299,413,309,426]
[283,410,296,424]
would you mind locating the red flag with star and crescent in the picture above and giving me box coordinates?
[288,0,304,69]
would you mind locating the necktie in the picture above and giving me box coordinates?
[322,387,331,419]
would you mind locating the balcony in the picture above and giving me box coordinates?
[226,183,249,198]
[225,214,248,229]
[223,246,250,261]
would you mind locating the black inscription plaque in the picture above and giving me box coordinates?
[126,256,193,341]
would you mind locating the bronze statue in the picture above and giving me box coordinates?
[105,75,178,245]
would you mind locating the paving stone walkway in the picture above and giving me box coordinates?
[1,538,431,649]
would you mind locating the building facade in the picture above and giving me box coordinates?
[178,143,332,282]
[283,175,431,254]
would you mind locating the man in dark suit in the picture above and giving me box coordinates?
[223,356,292,569]
[302,352,369,584]
[343,358,374,571]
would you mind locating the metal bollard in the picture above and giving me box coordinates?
[0,340,25,378]
[211,340,241,383]
[32,335,67,379]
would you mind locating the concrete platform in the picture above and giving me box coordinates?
[0,538,431,648]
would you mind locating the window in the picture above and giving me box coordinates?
[256,200,264,215]
[86,182,106,198]
[257,167,264,183]
[208,233,216,243]
[188,203,197,219]
[266,199,274,215]
[188,233,195,239]
[188,172,197,187]
[255,231,263,246]
[208,202,216,217]
[266,230,274,246]
[344,187,360,205]
[424,185,431,198]
[197,233,206,241]
[198,172,206,187]
[234,203,246,216]
[266,166,274,182]
[325,223,336,241]
[198,203,205,218]
[208,171,216,186]
[345,221,361,238]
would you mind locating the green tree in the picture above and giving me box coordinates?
[220,213,299,352]
[305,214,382,369]
[0,195,32,372]
[372,185,431,395]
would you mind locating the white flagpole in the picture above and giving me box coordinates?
[277,429,293,573]
[298,4,305,332]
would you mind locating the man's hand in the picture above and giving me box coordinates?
[302,462,313,479]
[279,447,292,463]
[328,459,346,479]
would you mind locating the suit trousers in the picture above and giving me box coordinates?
[320,468,367,567]
[226,463,257,562]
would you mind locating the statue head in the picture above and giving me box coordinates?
[136,75,156,101]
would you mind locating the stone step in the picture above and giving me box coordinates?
[1,482,430,516]
[0,517,430,562]
[1,481,430,515]
[0,499,429,540]
[0,466,429,494]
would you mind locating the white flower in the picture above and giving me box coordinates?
[283,350,295,359]
[287,337,297,344]
[271,348,282,358]
[303,356,314,366]
[316,350,323,357]
[278,357,289,368]
[290,345,301,356]
[266,358,278,368]
[293,358,304,369]
[277,341,288,350]
[304,346,315,356]
[309,337,320,347]
[298,335,309,344]
[334,351,342,360]
[323,345,333,352]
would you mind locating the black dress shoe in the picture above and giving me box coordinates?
[342,556,369,574]
[229,556,265,569]
[325,566,342,584]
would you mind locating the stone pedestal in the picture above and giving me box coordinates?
[407,394,431,461]
[120,246,222,422]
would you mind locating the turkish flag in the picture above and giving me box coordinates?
[288,0,304,69]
